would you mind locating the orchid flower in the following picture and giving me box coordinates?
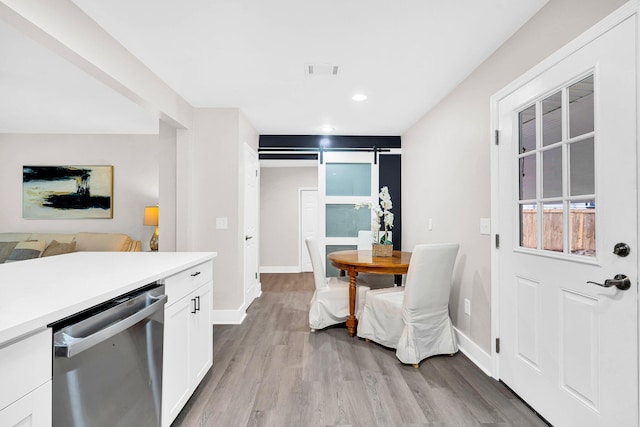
[354,186,394,245]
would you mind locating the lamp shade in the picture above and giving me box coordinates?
[143,206,159,226]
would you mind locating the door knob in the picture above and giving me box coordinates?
[613,242,630,257]
[587,274,631,291]
[245,235,253,241]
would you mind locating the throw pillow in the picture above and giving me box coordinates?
[42,240,77,257]
[0,241,18,263]
[5,240,46,263]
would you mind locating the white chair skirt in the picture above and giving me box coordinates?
[309,278,369,330]
[356,287,405,347]
[357,287,458,364]
[396,307,457,364]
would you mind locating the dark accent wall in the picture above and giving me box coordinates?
[260,134,401,149]
[379,154,401,250]
[259,153,318,161]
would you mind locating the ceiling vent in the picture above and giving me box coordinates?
[305,63,339,76]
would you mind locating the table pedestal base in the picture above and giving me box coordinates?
[347,267,357,337]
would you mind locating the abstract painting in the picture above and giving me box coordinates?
[23,166,113,219]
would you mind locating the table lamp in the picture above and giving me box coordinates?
[144,206,159,251]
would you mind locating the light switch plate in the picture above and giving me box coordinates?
[480,218,491,235]
[216,217,228,229]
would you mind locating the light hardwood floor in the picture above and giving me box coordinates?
[172,273,548,427]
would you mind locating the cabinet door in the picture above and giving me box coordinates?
[162,296,192,427]
[190,281,213,385]
[0,381,51,427]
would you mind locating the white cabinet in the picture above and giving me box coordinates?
[0,329,52,427]
[162,261,213,427]
[0,382,51,427]
[189,282,212,385]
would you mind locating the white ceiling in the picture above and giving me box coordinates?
[1,0,548,135]
[0,19,159,134]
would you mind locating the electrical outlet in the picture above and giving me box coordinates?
[428,218,433,231]
[464,298,471,316]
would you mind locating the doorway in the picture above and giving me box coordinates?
[244,145,260,308]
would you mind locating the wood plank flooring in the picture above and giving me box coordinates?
[172,273,548,427]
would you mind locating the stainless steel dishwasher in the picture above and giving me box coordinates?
[50,284,167,427]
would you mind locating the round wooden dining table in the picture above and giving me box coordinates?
[327,249,412,336]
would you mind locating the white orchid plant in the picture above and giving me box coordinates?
[355,186,394,245]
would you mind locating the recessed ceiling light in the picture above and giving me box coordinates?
[321,126,335,133]
[352,93,367,102]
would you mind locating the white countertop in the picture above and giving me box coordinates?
[0,251,216,346]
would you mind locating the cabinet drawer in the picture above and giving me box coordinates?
[0,381,51,427]
[0,329,52,411]
[164,260,213,305]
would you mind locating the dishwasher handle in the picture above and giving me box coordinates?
[55,294,167,358]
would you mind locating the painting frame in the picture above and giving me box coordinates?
[22,165,114,219]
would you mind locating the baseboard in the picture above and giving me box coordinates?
[244,283,262,309]
[454,327,493,376]
[253,282,262,300]
[211,308,246,325]
[260,266,301,273]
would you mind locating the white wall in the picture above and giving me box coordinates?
[159,120,177,251]
[260,166,317,270]
[402,0,626,354]
[0,133,159,247]
[191,109,240,312]
[190,108,258,317]
[0,0,193,129]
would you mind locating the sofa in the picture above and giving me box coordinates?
[0,232,141,263]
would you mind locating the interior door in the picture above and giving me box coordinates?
[244,145,260,307]
[319,151,379,277]
[496,16,637,426]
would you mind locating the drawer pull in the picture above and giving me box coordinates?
[191,298,197,314]
[190,271,201,277]
[195,296,201,311]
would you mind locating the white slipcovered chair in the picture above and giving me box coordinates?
[306,237,370,331]
[356,230,396,288]
[357,243,460,366]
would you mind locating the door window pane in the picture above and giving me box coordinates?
[326,204,370,237]
[519,154,536,200]
[569,76,594,137]
[520,203,538,249]
[325,245,357,277]
[515,74,595,258]
[570,200,596,257]
[570,137,595,196]
[543,203,563,252]
[326,163,371,196]
[519,105,536,154]
[542,92,562,146]
[543,147,562,198]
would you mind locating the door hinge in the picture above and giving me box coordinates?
[496,338,500,354]
[495,234,500,249]
[255,272,258,280]
[494,129,499,145]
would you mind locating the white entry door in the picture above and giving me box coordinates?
[494,14,637,427]
[244,145,260,308]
